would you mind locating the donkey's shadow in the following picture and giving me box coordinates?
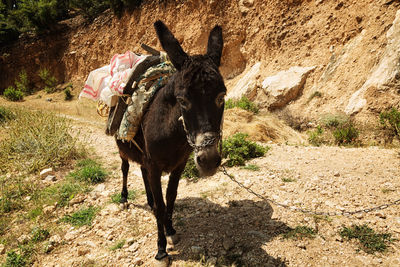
[169,197,289,266]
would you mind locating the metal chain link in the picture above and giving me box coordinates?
[222,166,400,217]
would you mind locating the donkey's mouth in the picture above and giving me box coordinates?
[194,146,222,177]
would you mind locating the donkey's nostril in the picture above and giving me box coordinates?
[196,155,203,164]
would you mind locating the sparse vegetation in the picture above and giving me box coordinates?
[225,96,259,114]
[321,113,348,128]
[308,125,324,146]
[110,239,125,251]
[380,108,400,140]
[333,121,359,145]
[110,189,138,204]
[15,70,31,95]
[30,227,50,243]
[3,86,23,101]
[281,177,296,182]
[340,224,393,253]
[182,153,200,180]
[222,133,268,167]
[283,225,317,240]
[68,159,107,184]
[61,206,99,227]
[64,88,73,101]
[4,250,28,267]
[0,106,15,123]
[241,164,260,171]
[0,108,85,174]
[307,91,322,103]
[38,68,58,93]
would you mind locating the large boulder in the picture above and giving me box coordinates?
[226,62,261,100]
[260,66,315,110]
[345,10,400,115]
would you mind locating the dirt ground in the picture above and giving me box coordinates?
[11,97,396,267]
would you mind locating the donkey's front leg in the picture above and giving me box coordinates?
[165,163,185,246]
[120,158,129,203]
[147,167,169,261]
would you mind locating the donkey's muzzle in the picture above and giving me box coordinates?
[194,132,221,177]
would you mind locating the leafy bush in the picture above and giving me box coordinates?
[61,206,99,227]
[333,121,359,145]
[4,250,27,267]
[308,125,324,146]
[69,0,109,20]
[15,70,32,95]
[320,113,348,128]
[3,86,23,101]
[31,227,50,242]
[0,106,16,123]
[340,224,393,254]
[222,133,268,167]
[225,96,259,114]
[0,108,85,174]
[68,159,107,184]
[64,88,73,100]
[380,108,400,140]
[38,68,58,93]
[182,153,200,180]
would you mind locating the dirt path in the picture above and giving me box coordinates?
[37,114,400,267]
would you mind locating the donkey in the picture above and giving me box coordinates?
[116,20,226,263]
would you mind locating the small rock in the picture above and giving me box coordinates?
[191,246,205,255]
[24,196,31,201]
[69,195,85,205]
[223,238,234,251]
[333,172,340,177]
[49,234,61,245]
[355,213,364,219]
[0,244,5,254]
[17,234,29,244]
[127,242,139,253]
[296,241,307,249]
[77,247,90,256]
[40,168,53,178]
[45,175,57,182]
[375,211,386,219]
[46,98,53,102]
[133,257,143,265]
[43,205,56,214]
[64,230,78,241]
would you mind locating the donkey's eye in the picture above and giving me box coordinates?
[177,97,191,110]
[215,93,225,108]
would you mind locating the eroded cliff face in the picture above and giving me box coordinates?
[1,0,399,124]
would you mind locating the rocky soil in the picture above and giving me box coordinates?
[29,110,400,267]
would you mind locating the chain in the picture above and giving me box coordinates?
[222,166,400,217]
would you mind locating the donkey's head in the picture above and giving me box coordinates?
[154,21,226,177]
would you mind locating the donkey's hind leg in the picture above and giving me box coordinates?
[141,166,154,209]
[120,158,129,203]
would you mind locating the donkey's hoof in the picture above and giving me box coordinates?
[119,202,130,210]
[153,255,169,267]
[167,234,180,246]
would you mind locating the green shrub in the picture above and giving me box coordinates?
[110,239,125,251]
[333,121,359,145]
[15,70,32,95]
[380,108,400,140]
[31,227,50,242]
[283,225,317,240]
[222,133,268,167]
[64,88,73,101]
[225,96,259,114]
[61,206,98,227]
[69,159,107,184]
[241,164,260,171]
[308,125,324,146]
[4,250,27,267]
[70,0,109,20]
[39,68,58,93]
[340,224,393,254]
[182,153,200,180]
[307,91,322,103]
[0,108,85,174]
[3,86,23,101]
[0,106,16,123]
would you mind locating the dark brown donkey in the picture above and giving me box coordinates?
[116,21,226,263]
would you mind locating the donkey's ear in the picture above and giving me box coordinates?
[154,20,188,70]
[206,25,223,67]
